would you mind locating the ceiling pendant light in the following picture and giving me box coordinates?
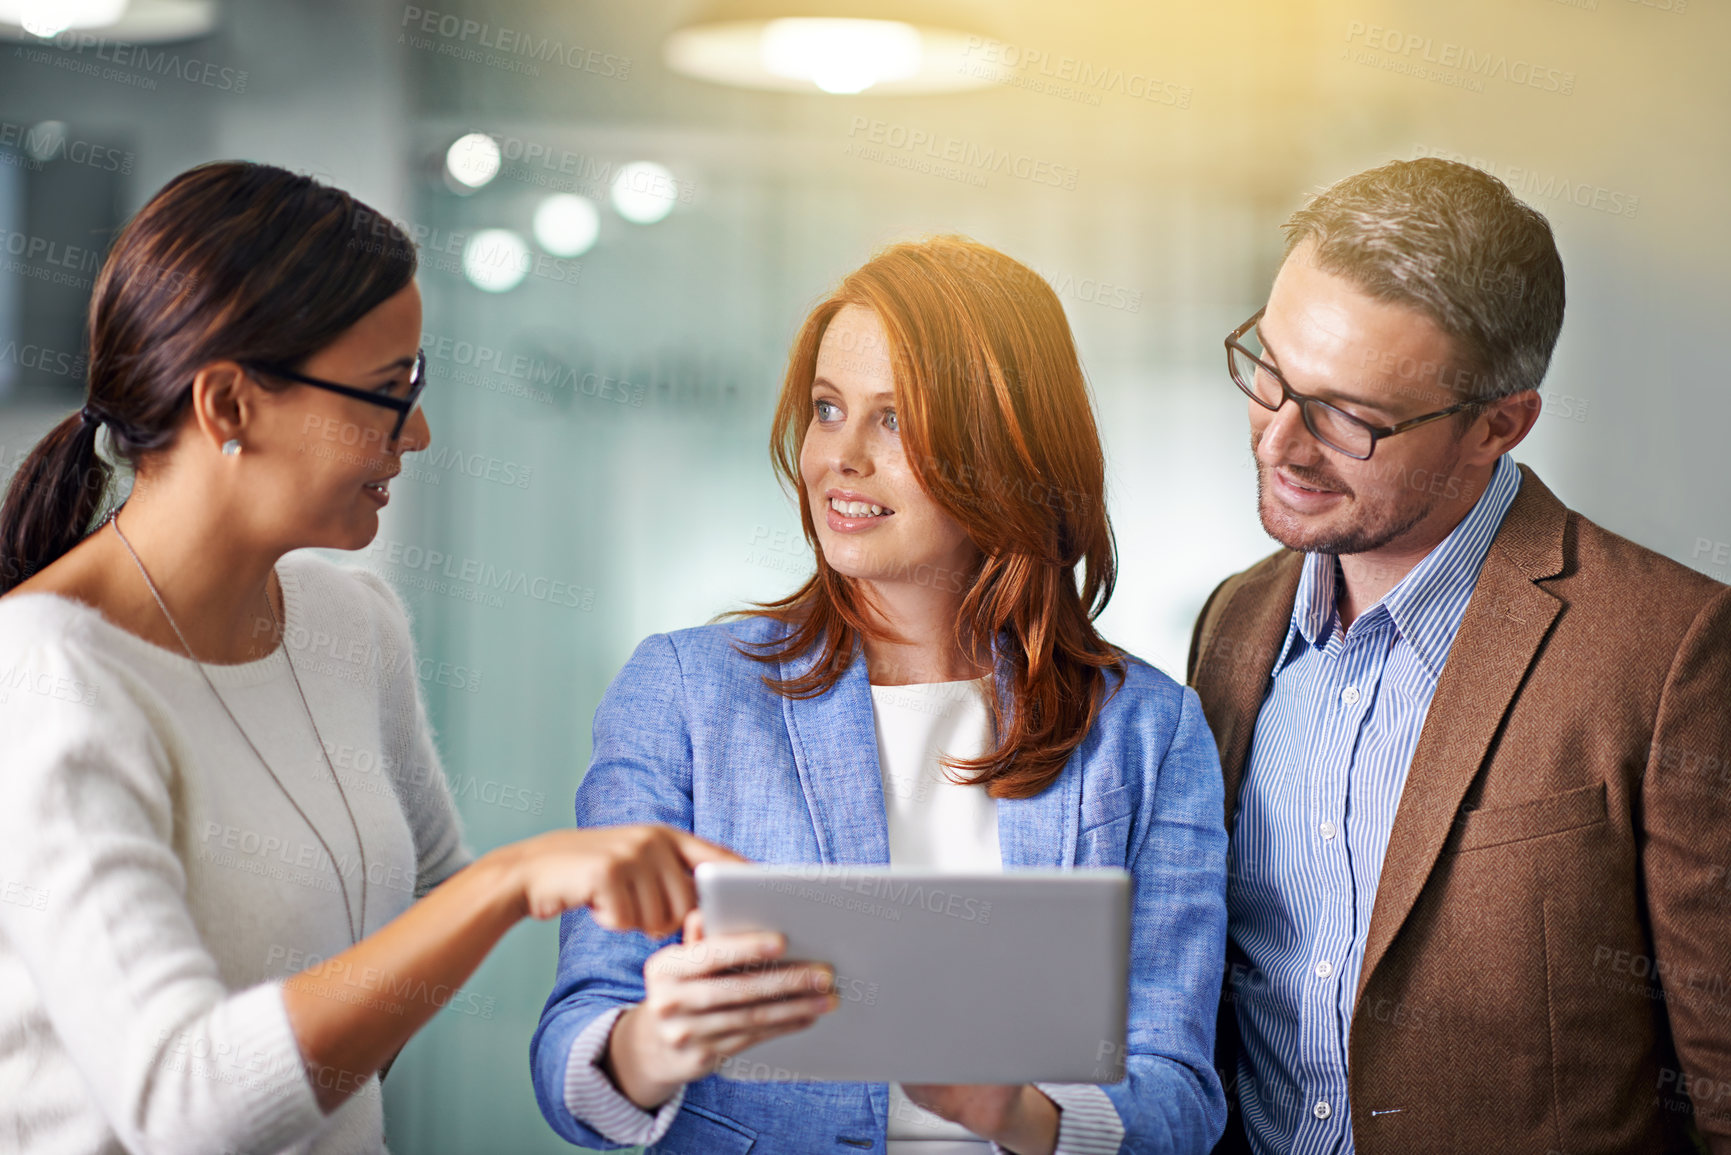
[0,0,219,42]
[664,0,995,95]
[4,0,126,37]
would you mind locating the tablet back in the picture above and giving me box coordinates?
[696,864,1130,1084]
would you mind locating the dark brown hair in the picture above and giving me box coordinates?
[0,161,416,593]
[731,236,1123,800]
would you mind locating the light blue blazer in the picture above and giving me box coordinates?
[530,615,1228,1153]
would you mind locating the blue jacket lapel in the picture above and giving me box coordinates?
[780,637,891,866]
[777,632,1082,870]
[984,641,1082,870]
[995,707,1081,870]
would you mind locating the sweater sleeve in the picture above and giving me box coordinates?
[0,628,327,1155]
[346,566,474,896]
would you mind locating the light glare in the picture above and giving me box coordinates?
[533,194,600,256]
[446,133,502,189]
[6,0,128,37]
[760,18,921,95]
[462,229,530,293]
[610,161,678,225]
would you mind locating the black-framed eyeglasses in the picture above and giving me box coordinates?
[243,348,427,443]
[1225,309,1476,460]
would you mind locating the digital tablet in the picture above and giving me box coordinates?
[694,863,1130,1084]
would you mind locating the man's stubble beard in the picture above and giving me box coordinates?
[1251,435,1461,557]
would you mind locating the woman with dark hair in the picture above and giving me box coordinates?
[531,237,1228,1154]
[0,161,733,1154]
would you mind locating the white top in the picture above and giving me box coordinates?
[564,674,1124,1154]
[872,677,1001,1152]
[0,551,472,1155]
[871,678,1123,1155]
[871,677,1002,873]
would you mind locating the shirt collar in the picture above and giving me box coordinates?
[1275,454,1523,681]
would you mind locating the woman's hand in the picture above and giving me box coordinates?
[900,1084,1060,1155]
[604,910,841,1110]
[285,825,738,1114]
[507,824,741,937]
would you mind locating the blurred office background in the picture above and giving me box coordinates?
[0,0,1724,1149]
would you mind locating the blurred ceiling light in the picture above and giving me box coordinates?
[609,162,678,225]
[462,229,530,293]
[533,194,600,257]
[446,133,502,190]
[6,0,127,37]
[0,0,217,42]
[664,0,994,95]
[760,18,918,94]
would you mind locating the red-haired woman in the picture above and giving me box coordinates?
[532,238,1228,1154]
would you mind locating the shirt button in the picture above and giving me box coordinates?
[1341,685,1360,705]
[1313,1100,1332,1120]
[1314,959,1333,978]
[1319,820,1337,840]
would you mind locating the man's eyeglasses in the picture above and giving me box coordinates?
[243,349,427,443]
[1225,308,1476,460]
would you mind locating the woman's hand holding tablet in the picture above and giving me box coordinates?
[602,909,843,1111]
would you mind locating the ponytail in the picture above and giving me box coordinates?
[0,160,413,596]
[0,410,114,593]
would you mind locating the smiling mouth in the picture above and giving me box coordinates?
[829,497,892,518]
[363,477,393,495]
[1278,471,1342,496]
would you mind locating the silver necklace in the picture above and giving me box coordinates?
[107,509,368,944]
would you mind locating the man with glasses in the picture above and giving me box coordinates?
[1186,158,1730,1154]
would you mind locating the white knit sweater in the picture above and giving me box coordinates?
[0,550,472,1155]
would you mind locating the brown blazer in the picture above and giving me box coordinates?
[1187,465,1731,1154]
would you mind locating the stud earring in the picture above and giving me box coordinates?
[222,439,241,456]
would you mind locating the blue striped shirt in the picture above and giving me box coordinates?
[1225,453,1521,1154]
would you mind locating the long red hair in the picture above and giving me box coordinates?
[730,236,1123,800]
